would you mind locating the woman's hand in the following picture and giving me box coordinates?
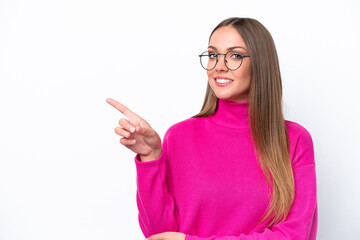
[146,231,186,240]
[106,98,162,162]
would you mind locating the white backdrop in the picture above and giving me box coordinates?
[0,0,359,239]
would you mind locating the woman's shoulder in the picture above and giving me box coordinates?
[164,116,205,139]
[285,120,315,167]
[169,116,203,131]
[285,119,312,139]
[285,119,314,149]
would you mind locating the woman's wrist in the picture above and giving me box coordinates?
[139,149,162,162]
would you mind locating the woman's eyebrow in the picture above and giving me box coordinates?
[208,46,246,51]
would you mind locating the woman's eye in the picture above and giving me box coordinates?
[209,53,217,59]
[231,54,242,59]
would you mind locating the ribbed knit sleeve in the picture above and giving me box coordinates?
[185,128,318,240]
[134,129,179,238]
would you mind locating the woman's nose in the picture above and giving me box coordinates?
[215,55,228,71]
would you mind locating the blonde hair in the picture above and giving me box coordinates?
[192,17,294,229]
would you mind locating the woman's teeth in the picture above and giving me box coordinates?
[216,78,233,83]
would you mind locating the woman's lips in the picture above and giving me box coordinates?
[214,78,233,87]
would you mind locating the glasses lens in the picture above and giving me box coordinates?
[200,51,216,70]
[225,51,243,70]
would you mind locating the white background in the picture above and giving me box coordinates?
[1,0,359,239]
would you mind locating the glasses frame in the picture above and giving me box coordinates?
[199,51,250,71]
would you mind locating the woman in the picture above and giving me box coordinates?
[106,17,318,240]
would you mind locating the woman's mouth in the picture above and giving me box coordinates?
[214,78,233,87]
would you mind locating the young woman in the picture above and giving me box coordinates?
[106,17,318,240]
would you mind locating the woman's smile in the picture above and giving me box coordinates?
[214,77,234,87]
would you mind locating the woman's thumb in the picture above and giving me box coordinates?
[137,121,146,135]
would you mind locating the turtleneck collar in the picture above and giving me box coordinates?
[210,98,250,129]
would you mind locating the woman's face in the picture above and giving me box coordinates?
[207,26,252,102]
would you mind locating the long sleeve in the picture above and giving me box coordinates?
[185,128,318,240]
[134,129,179,238]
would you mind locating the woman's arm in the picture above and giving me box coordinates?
[134,130,179,238]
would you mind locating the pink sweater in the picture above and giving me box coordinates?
[134,99,318,240]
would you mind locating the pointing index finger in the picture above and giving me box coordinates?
[106,98,137,118]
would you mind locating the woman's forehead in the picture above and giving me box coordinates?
[209,26,246,49]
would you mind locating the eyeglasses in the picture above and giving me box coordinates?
[199,51,250,70]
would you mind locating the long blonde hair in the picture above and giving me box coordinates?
[191,17,294,229]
